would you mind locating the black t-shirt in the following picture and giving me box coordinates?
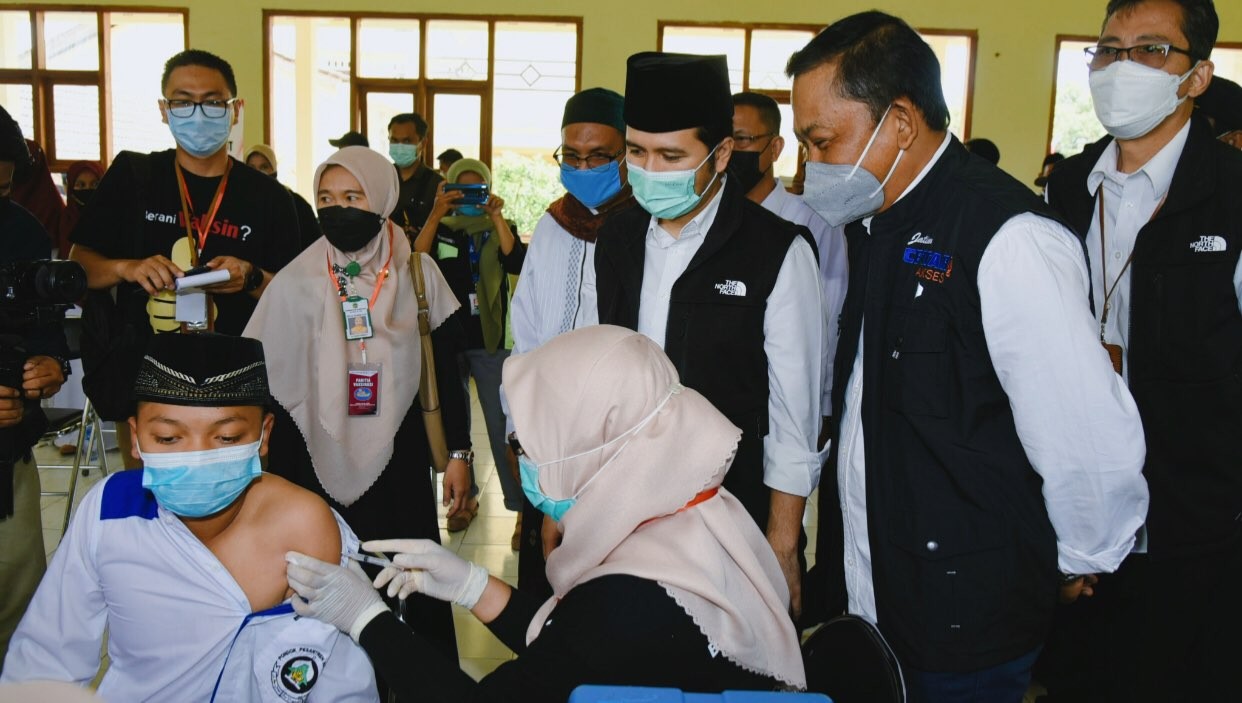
[71,150,300,336]
[392,165,443,233]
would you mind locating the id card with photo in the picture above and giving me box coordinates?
[343,297,374,340]
[469,292,480,316]
[348,362,381,416]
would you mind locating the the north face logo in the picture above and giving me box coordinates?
[714,280,747,297]
[1189,235,1227,253]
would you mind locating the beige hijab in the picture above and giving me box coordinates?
[503,325,806,689]
[244,146,459,505]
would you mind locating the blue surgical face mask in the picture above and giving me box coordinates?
[167,107,233,159]
[139,433,263,518]
[457,204,485,217]
[389,143,420,168]
[560,160,623,209]
[627,145,721,220]
[518,385,681,522]
[802,105,903,228]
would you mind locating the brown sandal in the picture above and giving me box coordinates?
[446,497,479,532]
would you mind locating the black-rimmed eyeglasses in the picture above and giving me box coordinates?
[1084,43,1195,70]
[553,147,624,170]
[162,99,236,119]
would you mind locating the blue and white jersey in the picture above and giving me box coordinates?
[1,471,379,703]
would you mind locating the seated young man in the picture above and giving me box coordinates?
[0,333,378,702]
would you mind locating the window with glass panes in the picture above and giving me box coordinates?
[1049,36,1242,158]
[265,12,580,234]
[0,8,187,171]
[658,22,977,180]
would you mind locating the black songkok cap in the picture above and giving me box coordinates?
[562,87,626,134]
[134,334,270,407]
[624,52,732,144]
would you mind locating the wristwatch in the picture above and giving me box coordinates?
[448,449,474,465]
[507,432,525,456]
[1059,572,1085,585]
[242,264,264,293]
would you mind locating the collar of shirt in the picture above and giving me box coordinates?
[1087,118,1190,200]
[862,131,953,235]
[646,174,729,250]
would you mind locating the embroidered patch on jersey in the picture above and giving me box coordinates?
[903,247,955,284]
[714,279,747,297]
[271,647,325,701]
[907,232,934,246]
[1189,235,1227,253]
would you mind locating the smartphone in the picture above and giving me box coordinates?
[445,183,489,206]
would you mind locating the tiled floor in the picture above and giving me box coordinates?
[34,387,818,684]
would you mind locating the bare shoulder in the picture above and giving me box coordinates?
[246,474,342,565]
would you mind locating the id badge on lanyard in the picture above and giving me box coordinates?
[342,297,374,341]
[329,224,395,417]
[467,232,489,317]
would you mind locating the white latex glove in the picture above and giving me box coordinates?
[364,538,490,609]
[286,551,390,642]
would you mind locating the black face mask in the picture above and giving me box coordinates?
[728,149,768,195]
[317,205,384,253]
[72,187,96,208]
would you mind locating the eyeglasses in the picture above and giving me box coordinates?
[1083,43,1195,70]
[162,99,236,119]
[732,132,776,149]
[553,147,624,170]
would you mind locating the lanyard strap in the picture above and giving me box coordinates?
[467,231,490,286]
[1096,188,1165,338]
[175,159,232,265]
[325,222,396,308]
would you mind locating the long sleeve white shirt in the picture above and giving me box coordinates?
[638,178,829,497]
[761,182,849,411]
[510,211,599,357]
[2,471,379,703]
[838,134,1149,623]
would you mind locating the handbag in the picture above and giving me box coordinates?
[802,614,906,703]
[410,253,449,473]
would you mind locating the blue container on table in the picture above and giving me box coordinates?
[569,686,833,702]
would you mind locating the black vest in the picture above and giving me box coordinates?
[595,178,810,529]
[1047,116,1242,557]
[831,139,1062,672]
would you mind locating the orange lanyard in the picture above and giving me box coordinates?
[638,487,720,529]
[325,222,395,309]
[175,160,232,265]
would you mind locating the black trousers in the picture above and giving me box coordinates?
[1037,539,1242,702]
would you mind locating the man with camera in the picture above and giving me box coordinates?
[0,105,71,673]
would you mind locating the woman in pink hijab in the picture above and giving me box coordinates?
[287,325,807,699]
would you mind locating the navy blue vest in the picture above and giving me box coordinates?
[831,139,1063,671]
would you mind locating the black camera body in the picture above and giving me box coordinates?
[0,259,85,516]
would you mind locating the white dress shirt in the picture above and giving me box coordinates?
[761,182,849,411]
[2,472,378,702]
[638,178,830,497]
[838,134,1149,623]
[511,211,599,355]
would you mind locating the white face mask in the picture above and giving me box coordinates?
[1089,59,1199,140]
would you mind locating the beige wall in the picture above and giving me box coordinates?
[5,0,1240,182]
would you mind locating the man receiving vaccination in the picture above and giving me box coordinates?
[1,333,378,702]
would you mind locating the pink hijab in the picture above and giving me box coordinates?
[503,325,806,688]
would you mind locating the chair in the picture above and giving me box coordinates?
[38,398,110,533]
